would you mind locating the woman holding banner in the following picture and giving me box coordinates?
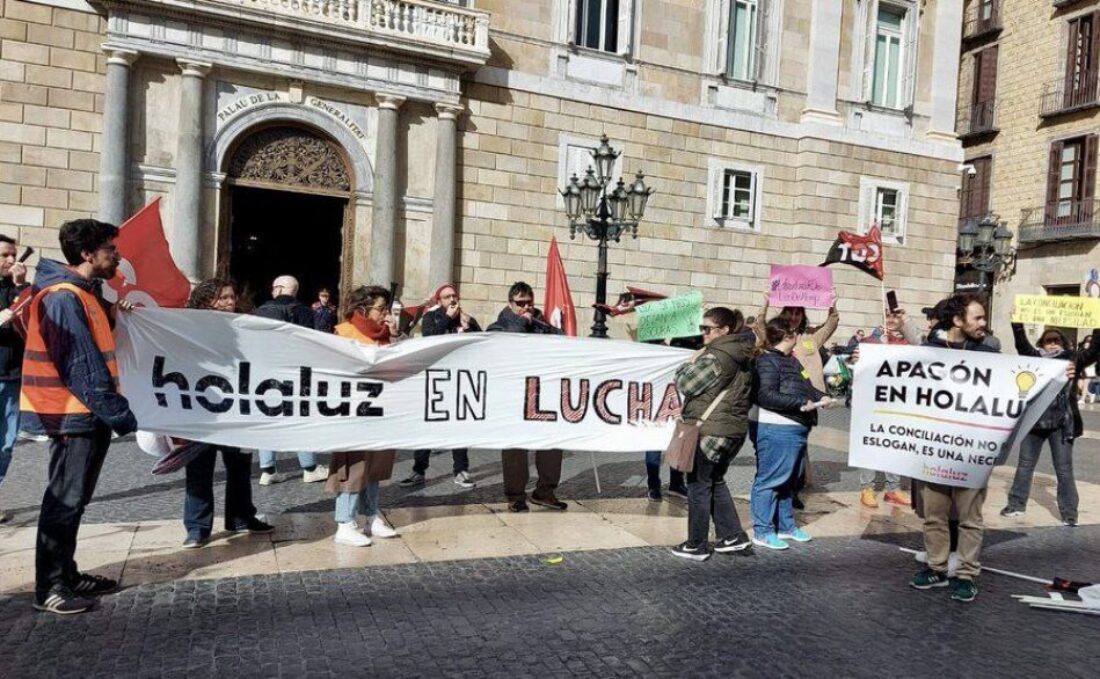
[180,279,273,548]
[1003,320,1100,526]
[749,319,827,550]
[326,285,400,547]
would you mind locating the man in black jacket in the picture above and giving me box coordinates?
[0,234,29,523]
[252,275,326,484]
[399,283,481,489]
[487,282,566,511]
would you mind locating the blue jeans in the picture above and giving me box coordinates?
[184,445,257,540]
[0,378,19,485]
[334,483,380,523]
[258,450,316,471]
[644,450,685,492]
[751,423,808,538]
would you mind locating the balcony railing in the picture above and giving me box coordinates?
[1040,79,1100,117]
[1019,199,1100,243]
[1053,0,1089,9]
[181,0,490,61]
[957,99,997,137]
[963,7,1001,41]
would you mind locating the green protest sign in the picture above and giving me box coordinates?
[636,291,704,342]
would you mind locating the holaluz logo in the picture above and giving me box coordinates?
[152,356,384,417]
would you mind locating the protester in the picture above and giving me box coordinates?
[0,234,29,524]
[750,318,827,550]
[903,293,1074,603]
[669,307,754,561]
[327,285,399,546]
[22,220,137,615]
[400,283,481,490]
[487,281,567,512]
[1002,319,1100,526]
[859,310,912,508]
[311,287,337,333]
[252,275,326,485]
[751,295,840,508]
[179,280,273,548]
[1077,334,1096,405]
[845,329,865,351]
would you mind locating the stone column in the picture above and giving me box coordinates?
[428,102,463,288]
[98,47,138,225]
[800,0,843,125]
[926,0,964,142]
[172,59,211,282]
[369,93,405,286]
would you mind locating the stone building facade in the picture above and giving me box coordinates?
[956,0,1100,341]
[1,0,964,337]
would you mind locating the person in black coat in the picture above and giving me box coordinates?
[749,318,828,550]
[486,282,565,511]
[399,284,481,490]
[1003,321,1100,525]
[0,234,29,524]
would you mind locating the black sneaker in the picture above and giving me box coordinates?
[950,578,977,603]
[714,534,753,554]
[670,541,711,562]
[1063,517,1078,527]
[792,496,805,511]
[508,499,529,513]
[910,568,950,590]
[666,485,688,500]
[71,573,118,596]
[34,585,93,615]
[240,518,274,534]
[530,494,568,511]
[647,489,663,502]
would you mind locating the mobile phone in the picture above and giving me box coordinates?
[886,290,899,313]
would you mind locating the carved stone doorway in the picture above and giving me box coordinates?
[221,124,354,308]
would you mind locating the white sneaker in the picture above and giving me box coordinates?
[334,522,371,547]
[259,471,288,486]
[302,465,329,483]
[453,471,476,489]
[947,552,960,578]
[367,515,398,539]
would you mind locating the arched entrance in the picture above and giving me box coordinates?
[221,124,353,307]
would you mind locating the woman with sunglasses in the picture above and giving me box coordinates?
[326,285,400,546]
[1003,318,1100,526]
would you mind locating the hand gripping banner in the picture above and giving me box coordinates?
[848,344,1068,489]
[115,309,688,452]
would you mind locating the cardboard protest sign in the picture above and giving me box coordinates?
[849,344,1067,489]
[635,291,704,342]
[768,265,834,309]
[1012,294,1100,329]
[116,309,688,453]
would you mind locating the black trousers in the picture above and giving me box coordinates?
[184,445,257,539]
[35,426,112,597]
[412,449,470,476]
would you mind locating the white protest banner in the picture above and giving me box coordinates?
[115,309,688,453]
[848,344,1067,489]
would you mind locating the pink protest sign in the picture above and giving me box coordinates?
[768,265,834,309]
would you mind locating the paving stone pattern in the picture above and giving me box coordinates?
[0,525,1097,678]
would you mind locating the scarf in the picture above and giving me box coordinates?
[349,311,391,344]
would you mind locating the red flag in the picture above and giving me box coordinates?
[105,198,191,307]
[544,237,577,336]
[821,226,884,280]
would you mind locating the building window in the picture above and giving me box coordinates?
[726,0,758,81]
[859,177,909,244]
[1065,13,1099,106]
[707,160,763,230]
[872,7,905,108]
[1045,136,1097,224]
[574,0,620,52]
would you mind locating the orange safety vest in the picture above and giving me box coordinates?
[19,282,119,418]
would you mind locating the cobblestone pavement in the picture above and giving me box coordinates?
[3,408,1100,527]
[1,524,1097,678]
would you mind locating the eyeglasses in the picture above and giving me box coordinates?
[511,299,534,308]
[699,325,718,335]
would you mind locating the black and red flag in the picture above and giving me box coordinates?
[821,226,884,280]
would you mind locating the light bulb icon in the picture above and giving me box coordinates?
[1015,370,1037,399]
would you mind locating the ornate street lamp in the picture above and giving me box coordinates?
[558,135,654,338]
[958,212,1016,296]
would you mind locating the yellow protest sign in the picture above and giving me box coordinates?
[1012,294,1100,329]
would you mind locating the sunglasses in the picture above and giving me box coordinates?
[511,299,534,308]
